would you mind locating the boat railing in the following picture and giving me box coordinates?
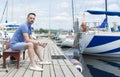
[81,22,120,33]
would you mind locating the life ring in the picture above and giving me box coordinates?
[81,22,87,32]
[70,59,83,72]
[75,65,83,72]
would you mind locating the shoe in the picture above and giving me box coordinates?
[39,61,51,65]
[29,65,43,71]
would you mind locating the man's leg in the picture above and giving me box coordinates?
[34,44,51,64]
[33,45,43,61]
[25,43,43,71]
[11,42,43,71]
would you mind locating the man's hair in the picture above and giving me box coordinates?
[27,13,36,17]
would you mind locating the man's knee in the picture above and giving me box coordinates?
[26,43,34,48]
[34,44,39,49]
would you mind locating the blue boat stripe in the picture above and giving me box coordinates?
[98,59,120,68]
[87,36,120,48]
[94,47,120,54]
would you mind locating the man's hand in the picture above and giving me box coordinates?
[38,42,47,48]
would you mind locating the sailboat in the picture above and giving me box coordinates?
[80,12,120,57]
[60,0,75,47]
[0,0,19,39]
[79,10,120,57]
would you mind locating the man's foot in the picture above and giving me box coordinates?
[39,61,51,65]
[29,65,43,71]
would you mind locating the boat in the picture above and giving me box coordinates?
[61,33,74,47]
[79,10,120,57]
[80,31,120,57]
[60,0,76,48]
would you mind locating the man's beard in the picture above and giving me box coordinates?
[29,21,34,24]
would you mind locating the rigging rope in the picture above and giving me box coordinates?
[0,0,8,23]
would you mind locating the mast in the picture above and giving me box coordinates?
[105,0,108,30]
[5,0,8,23]
[71,0,75,26]
[48,0,51,38]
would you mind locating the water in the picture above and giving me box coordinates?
[61,47,120,77]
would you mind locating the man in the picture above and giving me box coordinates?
[10,13,51,71]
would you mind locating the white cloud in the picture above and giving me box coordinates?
[86,0,105,5]
[88,7,104,10]
[108,4,120,11]
[1,0,120,30]
[57,2,70,8]
[52,12,71,21]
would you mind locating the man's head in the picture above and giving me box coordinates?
[27,13,36,25]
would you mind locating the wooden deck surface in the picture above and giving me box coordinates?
[0,38,83,77]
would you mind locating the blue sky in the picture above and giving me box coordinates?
[0,0,120,30]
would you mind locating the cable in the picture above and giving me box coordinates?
[0,0,8,23]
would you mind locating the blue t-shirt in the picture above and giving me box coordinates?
[10,21,32,48]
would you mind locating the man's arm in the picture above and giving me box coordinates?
[23,33,47,48]
[23,33,38,45]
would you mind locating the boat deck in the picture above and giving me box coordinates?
[0,38,83,77]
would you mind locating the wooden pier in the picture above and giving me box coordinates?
[0,38,83,77]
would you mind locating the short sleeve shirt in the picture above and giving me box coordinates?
[10,21,32,48]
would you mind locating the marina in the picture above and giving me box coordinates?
[0,38,83,77]
[0,0,120,77]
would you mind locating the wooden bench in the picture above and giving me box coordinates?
[3,41,25,69]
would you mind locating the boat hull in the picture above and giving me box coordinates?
[80,32,120,57]
[61,38,74,47]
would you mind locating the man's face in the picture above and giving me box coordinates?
[27,14,35,25]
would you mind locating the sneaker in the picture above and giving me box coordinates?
[39,61,51,65]
[29,65,43,71]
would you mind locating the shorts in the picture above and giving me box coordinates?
[11,42,26,51]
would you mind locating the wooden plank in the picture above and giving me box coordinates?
[49,64,55,77]
[0,63,9,77]
[67,65,84,77]
[32,71,42,77]
[14,61,30,77]
[64,59,73,66]
[64,59,83,77]
[61,65,74,77]
[32,65,42,77]
[53,65,64,77]
[58,60,74,77]
[58,60,66,66]
[52,60,59,65]
[4,69,18,77]
[4,60,20,77]
[23,65,34,77]
[42,65,50,77]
